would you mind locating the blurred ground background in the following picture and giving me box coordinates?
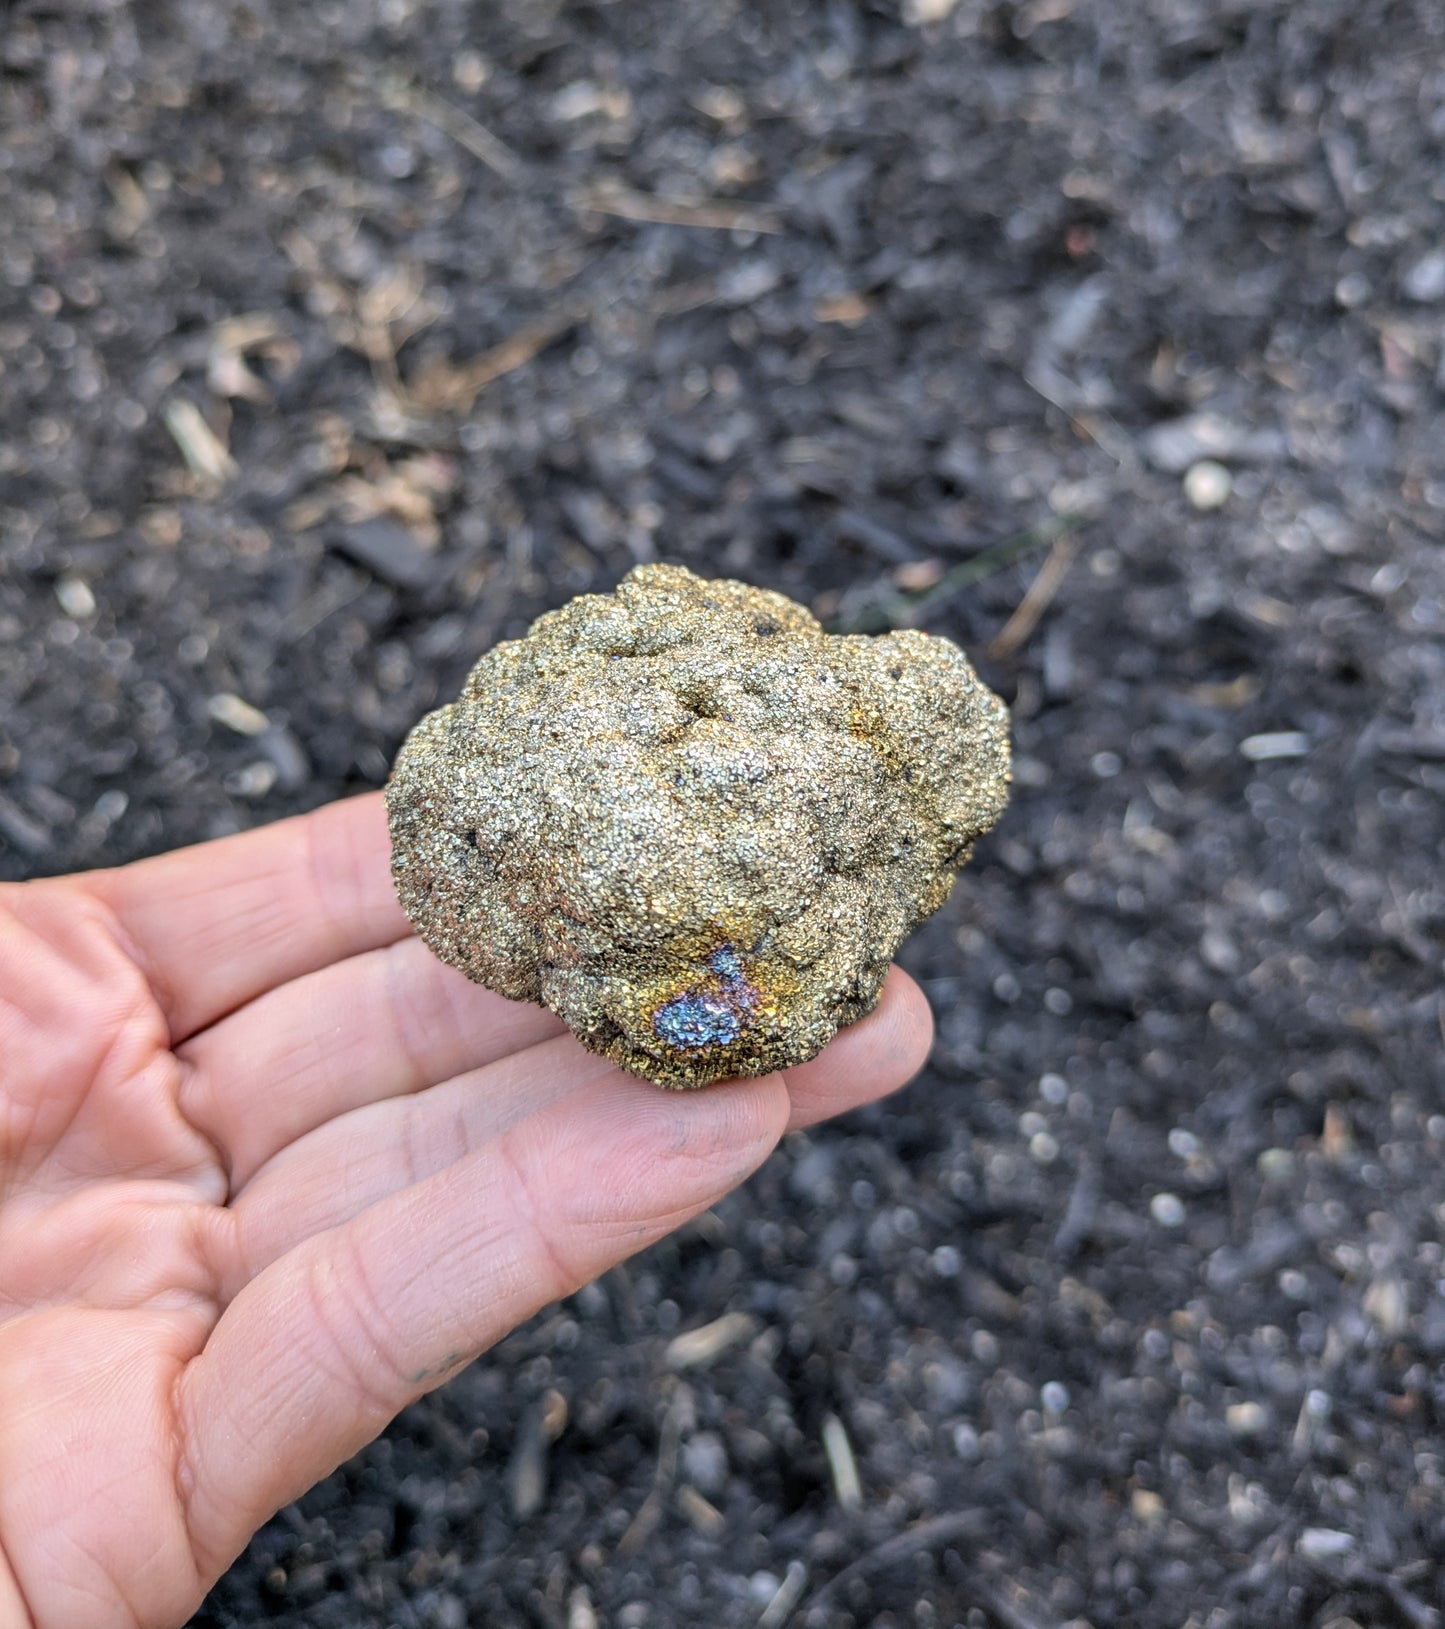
[4,1,1445,1624]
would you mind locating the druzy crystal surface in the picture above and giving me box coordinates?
[386,564,1010,1088]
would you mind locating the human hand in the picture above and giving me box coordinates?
[0,794,932,1629]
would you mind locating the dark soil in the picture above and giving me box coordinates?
[5,1,1445,1625]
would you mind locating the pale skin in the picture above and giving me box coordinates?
[0,793,933,1629]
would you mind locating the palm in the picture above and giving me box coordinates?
[0,795,931,1629]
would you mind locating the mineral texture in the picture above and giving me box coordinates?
[386,564,1010,1087]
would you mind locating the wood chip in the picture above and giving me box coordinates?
[675,1484,727,1537]
[664,1311,759,1371]
[206,693,271,737]
[815,291,872,326]
[162,399,238,483]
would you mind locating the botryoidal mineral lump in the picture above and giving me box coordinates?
[387,564,1010,1088]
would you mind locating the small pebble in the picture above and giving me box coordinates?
[1199,928,1240,973]
[1241,731,1310,761]
[259,724,312,790]
[681,1432,729,1497]
[1257,1147,1294,1180]
[1363,1277,1408,1337]
[1403,248,1445,303]
[1226,1401,1268,1437]
[748,1572,781,1605]
[1150,1192,1186,1228]
[433,1596,467,1629]
[1183,459,1232,510]
[452,49,490,92]
[55,575,97,619]
[227,761,279,798]
[1132,1489,1165,1524]
[1297,1527,1355,1560]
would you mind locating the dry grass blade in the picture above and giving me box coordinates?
[406,306,585,414]
[756,1561,808,1629]
[379,75,524,181]
[573,181,784,234]
[820,1413,863,1511]
[798,1511,991,1618]
[616,1385,683,1557]
[830,515,1077,635]
[985,530,1080,658]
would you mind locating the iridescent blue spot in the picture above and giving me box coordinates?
[653,944,761,1051]
[654,993,742,1049]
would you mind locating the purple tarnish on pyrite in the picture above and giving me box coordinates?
[653,947,759,1050]
[385,563,1011,1088]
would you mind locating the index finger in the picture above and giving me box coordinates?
[87,793,409,1043]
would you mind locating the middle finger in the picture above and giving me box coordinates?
[177,935,566,1187]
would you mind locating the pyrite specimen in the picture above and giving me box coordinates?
[386,564,1010,1088]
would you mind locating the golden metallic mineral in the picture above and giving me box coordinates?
[386,564,1010,1088]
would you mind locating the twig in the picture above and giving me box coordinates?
[572,182,784,235]
[985,530,1080,659]
[405,305,586,414]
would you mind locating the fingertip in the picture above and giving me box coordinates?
[880,963,937,1078]
[782,963,935,1132]
[641,1066,792,1189]
[515,1064,791,1236]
